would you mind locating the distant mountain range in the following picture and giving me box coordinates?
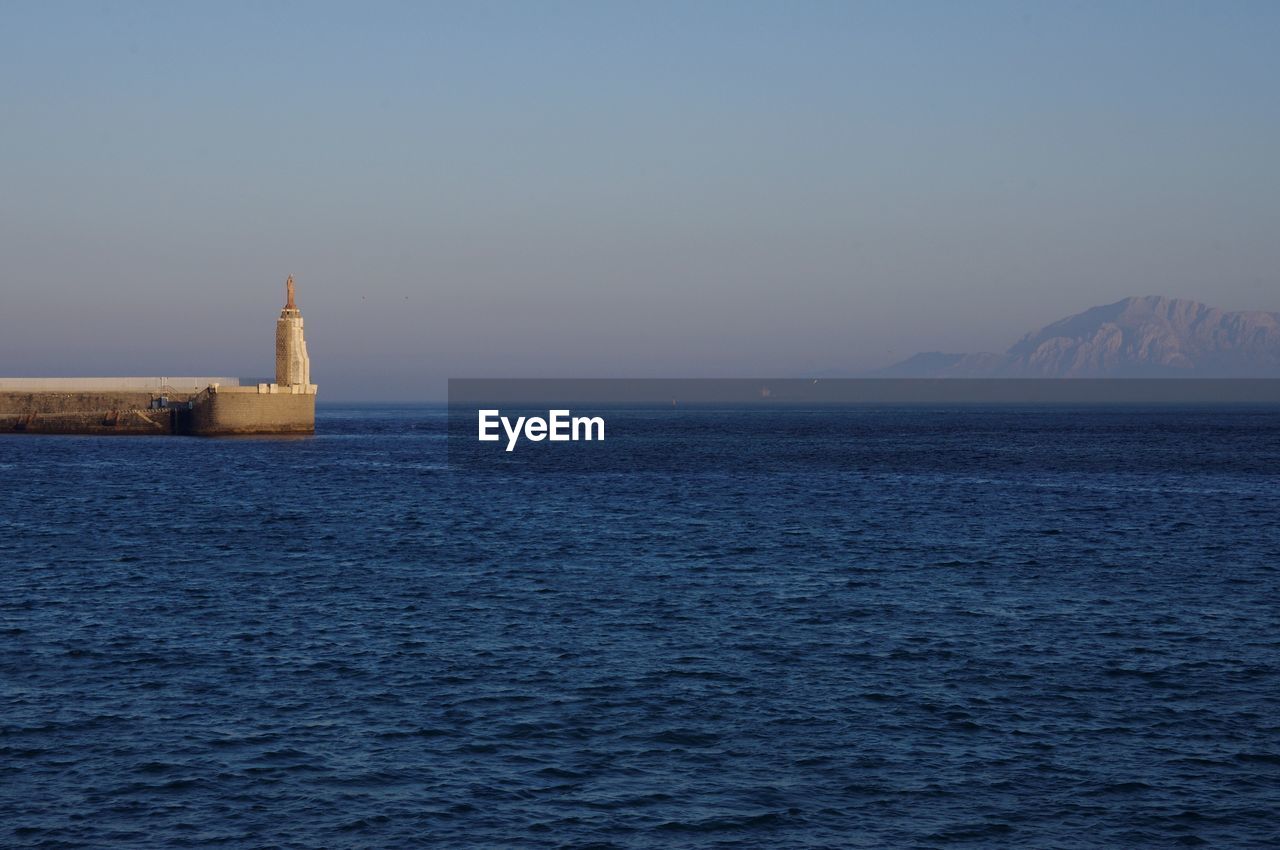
[875,296,1280,378]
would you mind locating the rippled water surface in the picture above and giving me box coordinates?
[3,406,1279,848]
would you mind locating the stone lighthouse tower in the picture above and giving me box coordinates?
[275,275,312,388]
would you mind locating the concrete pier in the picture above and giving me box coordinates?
[0,384,316,436]
[0,276,317,436]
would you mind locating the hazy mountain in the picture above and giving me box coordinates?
[876,296,1280,378]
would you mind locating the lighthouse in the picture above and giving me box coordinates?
[0,272,317,434]
[275,274,312,388]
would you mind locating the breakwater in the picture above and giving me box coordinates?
[0,385,314,436]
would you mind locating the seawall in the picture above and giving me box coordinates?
[184,387,315,435]
[0,392,188,435]
[0,386,314,436]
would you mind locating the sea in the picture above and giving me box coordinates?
[2,405,1278,848]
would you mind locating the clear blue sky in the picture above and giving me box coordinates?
[2,1,1277,399]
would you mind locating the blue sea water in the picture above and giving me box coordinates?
[2,405,1279,848]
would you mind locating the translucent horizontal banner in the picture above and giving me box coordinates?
[446,379,1280,473]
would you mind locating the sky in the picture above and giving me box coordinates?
[1,1,1277,400]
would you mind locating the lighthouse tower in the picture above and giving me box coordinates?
[274,275,312,390]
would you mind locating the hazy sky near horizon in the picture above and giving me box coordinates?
[2,1,1278,399]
